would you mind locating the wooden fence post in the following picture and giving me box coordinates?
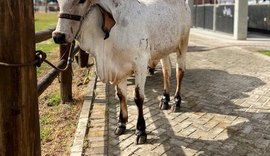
[0,0,41,155]
[77,49,89,68]
[60,43,73,103]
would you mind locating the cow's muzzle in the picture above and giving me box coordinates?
[52,32,67,44]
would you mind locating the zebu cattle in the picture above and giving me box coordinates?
[52,0,191,144]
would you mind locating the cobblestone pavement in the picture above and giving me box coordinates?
[84,30,270,156]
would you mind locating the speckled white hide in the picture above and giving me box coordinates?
[54,0,191,94]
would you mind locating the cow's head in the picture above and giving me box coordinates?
[52,0,115,44]
[52,0,93,44]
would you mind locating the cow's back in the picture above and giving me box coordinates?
[112,0,191,60]
[145,0,191,59]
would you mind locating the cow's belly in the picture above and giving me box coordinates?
[149,46,178,60]
[95,58,133,84]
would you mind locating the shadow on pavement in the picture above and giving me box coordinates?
[106,63,268,155]
[143,67,268,155]
[188,44,270,53]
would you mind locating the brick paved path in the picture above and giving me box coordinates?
[84,30,270,156]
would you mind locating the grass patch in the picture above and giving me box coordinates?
[41,127,51,142]
[35,12,58,32]
[83,69,92,84]
[40,114,52,142]
[36,39,58,53]
[258,50,270,56]
[36,39,59,75]
[48,92,61,106]
[35,12,59,76]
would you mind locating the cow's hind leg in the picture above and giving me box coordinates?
[148,59,159,75]
[115,80,128,135]
[159,56,171,110]
[171,33,189,112]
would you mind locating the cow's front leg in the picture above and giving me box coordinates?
[115,80,128,135]
[134,63,147,144]
[134,86,147,144]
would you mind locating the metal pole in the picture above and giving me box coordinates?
[213,0,217,31]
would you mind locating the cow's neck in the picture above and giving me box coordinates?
[78,6,103,53]
[95,0,115,10]
[94,0,123,17]
[78,6,118,83]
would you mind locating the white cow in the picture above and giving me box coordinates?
[53,0,191,144]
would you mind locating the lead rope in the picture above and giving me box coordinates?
[0,4,96,70]
[0,50,46,68]
[0,42,76,72]
[43,41,75,72]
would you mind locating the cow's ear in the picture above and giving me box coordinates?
[98,5,116,40]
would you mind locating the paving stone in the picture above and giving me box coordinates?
[181,147,198,156]
[135,150,160,156]
[90,147,107,155]
[91,141,107,148]
[83,30,270,155]
[120,145,141,156]
[150,144,167,155]
[214,129,229,140]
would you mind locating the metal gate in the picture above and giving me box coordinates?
[192,0,270,34]
[248,4,270,32]
[192,0,235,34]
[193,0,214,30]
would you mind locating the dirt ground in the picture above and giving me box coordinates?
[38,54,94,155]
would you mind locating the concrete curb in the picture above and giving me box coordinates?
[191,28,270,44]
[70,75,97,156]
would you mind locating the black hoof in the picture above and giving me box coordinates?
[171,95,181,112]
[159,101,170,110]
[159,93,170,110]
[171,105,181,112]
[114,123,126,135]
[135,130,147,144]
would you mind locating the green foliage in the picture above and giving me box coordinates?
[258,50,270,56]
[83,69,92,84]
[36,39,58,53]
[36,39,59,75]
[40,114,52,142]
[41,127,51,142]
[35,12,59,76]
[48,92,61,106]
[35,12,58,32]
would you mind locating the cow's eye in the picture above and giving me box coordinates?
[79,0,86,4]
